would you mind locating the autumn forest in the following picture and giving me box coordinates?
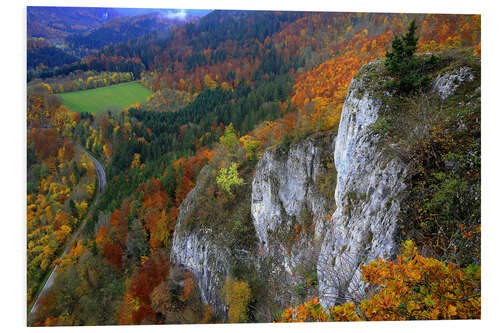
[26,6,481,326]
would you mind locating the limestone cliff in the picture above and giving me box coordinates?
[171,56,479,317]
[317,58,479,308]
[171,133,338,315]
[170,166,232,316]
[317,62,408,307]
[251,131,337,305]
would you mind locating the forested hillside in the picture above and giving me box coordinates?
[66,13,187,53]
[26,9,480,326]
[27,6,122,41]
[26,7,203,81]
[27,38,79,71]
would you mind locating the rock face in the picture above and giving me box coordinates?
[171,166,231,316]
[317,62,409,308]
[171,133,338,314]
[171,59,478,316]
[251,132,337,304]
[432,66,474,99]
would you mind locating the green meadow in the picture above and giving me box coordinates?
[57,81,152,114]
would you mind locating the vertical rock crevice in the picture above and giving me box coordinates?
[251,132,337,305]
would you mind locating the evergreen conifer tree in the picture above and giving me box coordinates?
[385,20,434,94]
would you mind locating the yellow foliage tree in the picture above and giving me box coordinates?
[76,201,88,220]
[131,153,142,169]
[220,278,252,323]
[203,74,218,90]
[240,135,260,160]
[54,225,72,243]
[216,162,244,195]
[86,184,95,199]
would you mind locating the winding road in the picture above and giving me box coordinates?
[28,151,106,319]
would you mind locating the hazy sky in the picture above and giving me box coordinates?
[114,8,212,19]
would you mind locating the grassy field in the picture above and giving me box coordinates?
[57,81,152,114]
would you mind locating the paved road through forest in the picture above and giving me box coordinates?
[28,151,106,320]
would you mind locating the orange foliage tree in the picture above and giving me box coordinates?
[118,253,170,325]
[281,241,480,322]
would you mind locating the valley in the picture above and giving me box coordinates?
[26,8,481,326]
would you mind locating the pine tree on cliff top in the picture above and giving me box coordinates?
[385,19,434,94]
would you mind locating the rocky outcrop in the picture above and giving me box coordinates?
[172,58,478,315]
[432,66,474,99]
[317,62,409,308]
[251,131,337,304]
[171,166,231,316]
[316,60,480,308]
[171,133,338,313]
